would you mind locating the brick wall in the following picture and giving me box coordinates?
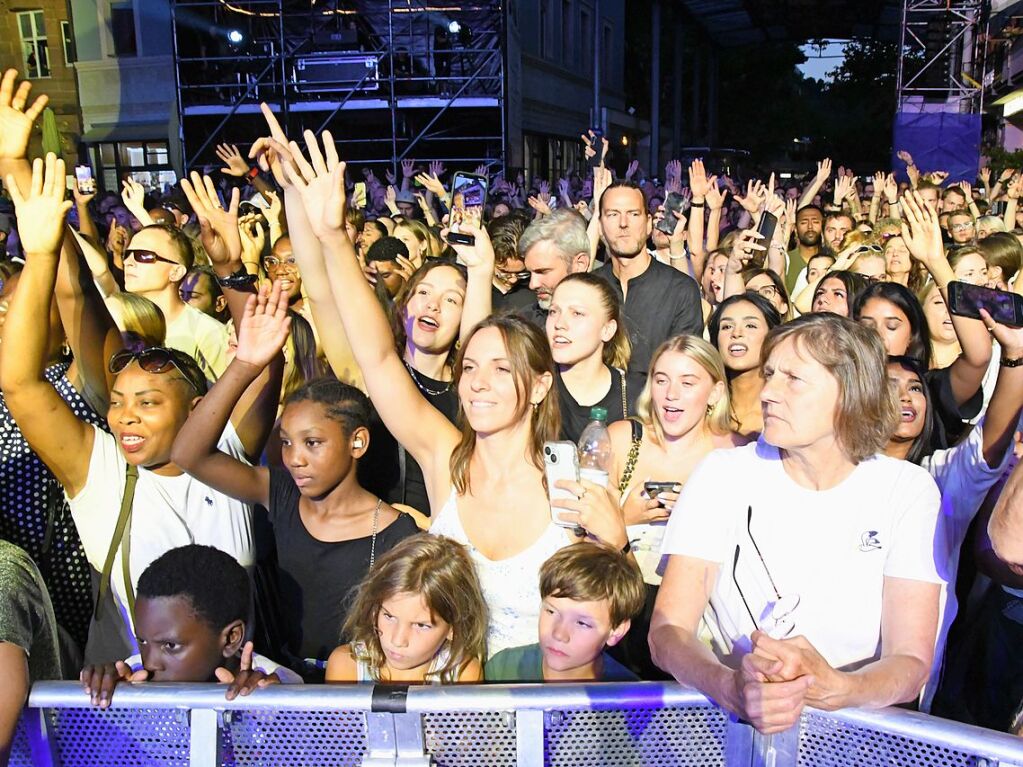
[0,0,82,165]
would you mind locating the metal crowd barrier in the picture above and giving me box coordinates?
[9,681,1023,767]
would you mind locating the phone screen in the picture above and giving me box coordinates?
[948,281,1023,327]
[587,129,605,169]
[75,165,95,194]
[655,192,691,235]
[448,172,488,245]
[353,182,367,209]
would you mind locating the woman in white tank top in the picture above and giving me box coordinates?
[272,129,631,658]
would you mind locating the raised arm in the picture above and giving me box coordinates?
[1,155,94,497]
[448,223,496,341]
[284,130,459,475]
[901,190,992,404]
[248,105,364,390]
[799,158,831,209]
[977,318,1023,467]
[171,283,291,507]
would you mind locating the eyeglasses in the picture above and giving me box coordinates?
[751,285,779,299]
[108,347,208,396]
[124,249,181,266]
[264,255,297,267]
[732,506,800,639]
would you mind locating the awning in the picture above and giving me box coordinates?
[993,89,1023,117]
[80,122,170,143]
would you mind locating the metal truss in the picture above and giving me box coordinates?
[896,0,989,111]
[171,0,506,173]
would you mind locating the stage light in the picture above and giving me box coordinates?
[448,21,461,35]
[227,29,244,45]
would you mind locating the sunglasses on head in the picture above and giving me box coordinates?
[124,249,180,266]
[108,347,207,395]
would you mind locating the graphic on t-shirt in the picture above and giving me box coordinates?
[859,530,882,552]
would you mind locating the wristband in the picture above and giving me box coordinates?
[247,166,260,179]
[217,265,258,290]
[1001,356,1023,368]
[690,201,705,208]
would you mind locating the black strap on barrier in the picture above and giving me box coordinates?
[371,684,410,713]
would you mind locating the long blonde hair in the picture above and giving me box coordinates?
[342,535,488,681]
[449,315,560,494]
[635,335,732,446]
[554,272,631,370]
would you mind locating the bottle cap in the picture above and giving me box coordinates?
[589,407,608,422]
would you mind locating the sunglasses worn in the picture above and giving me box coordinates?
[125,249,180,266]
[108,347,207,395]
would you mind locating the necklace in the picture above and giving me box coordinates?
[404,360,452,397]
[369,498,381,569]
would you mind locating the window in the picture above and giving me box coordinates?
[110,2,137,57]
[17,11,50,79]
[92,140,175,193]
[539,0,549,59]
[562,0,573,63]
[61,21,76,65]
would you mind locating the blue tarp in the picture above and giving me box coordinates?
[891,111,981,182]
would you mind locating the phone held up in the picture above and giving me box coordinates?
[544,441,581,529]
[654,192,692,236]
[947,280,1023,328]
[445,171,489,247]
[75,165,96,195]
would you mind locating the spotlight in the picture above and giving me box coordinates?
[448,20,461,35]
[227,29,244,45]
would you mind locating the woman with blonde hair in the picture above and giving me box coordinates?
[394,219,442,267]
[547,272,634,442]
[105,292,166,348]
[606,334,740,678]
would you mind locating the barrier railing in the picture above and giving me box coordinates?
[9,681,1023,767]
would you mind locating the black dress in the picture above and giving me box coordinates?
[555,367,630,444]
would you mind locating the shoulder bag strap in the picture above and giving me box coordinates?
[618,419,644,495]
[96,463,139,623]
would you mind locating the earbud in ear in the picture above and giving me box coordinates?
[353,438,365,449]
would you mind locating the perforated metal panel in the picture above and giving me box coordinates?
[8,716,33,767]
[221,709,366,766]
[545,705,730,767]
[45,707,190,766]
[423,711,518,766]
[798,711,977,767]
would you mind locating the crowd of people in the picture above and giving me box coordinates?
[4,63,1023,758]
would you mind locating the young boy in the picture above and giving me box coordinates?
[485,543,645,682]
[80,545,299,707]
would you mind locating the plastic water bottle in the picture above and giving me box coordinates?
[577,406,612,487]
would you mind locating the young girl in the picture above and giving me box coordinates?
[172,289,419,678]
[547,272,633,442]
[326,535,487,683]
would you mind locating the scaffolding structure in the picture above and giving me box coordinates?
[896,0,989,112]
[171,0,506,174]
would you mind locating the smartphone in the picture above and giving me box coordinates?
[644,481,681,497]
[655,192,691,236]
[353,182,367,209]
[947,281,1023,327]
[587,128,605,169]
[751,210,778,269]
[75,165,95,194]
[544,441,580,529]
[446,171,488,247]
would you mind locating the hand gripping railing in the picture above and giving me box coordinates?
[11,681,1023,767]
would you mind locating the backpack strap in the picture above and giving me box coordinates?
[96,463,139,624]
[618,419,644,495]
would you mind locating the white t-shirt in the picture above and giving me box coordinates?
[660,438,944,671]
[165,304,230,382]
[67,423,254,651]
[919,419,1014,710]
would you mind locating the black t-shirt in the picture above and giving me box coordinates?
[925,365,984,450]
[493,283,537,313]
[359,367,458,516]
[556,367,629,444]
[267,467,420,665]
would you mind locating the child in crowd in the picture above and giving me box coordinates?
[325,535,487,683]
[80,545,300,707]
[485,543,645,682]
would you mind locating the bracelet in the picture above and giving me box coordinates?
[690,201,705,208]
[1001,356,1023,368]
[217,265,258,290]
[246,166,260,179]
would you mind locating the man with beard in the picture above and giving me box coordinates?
[594,181,703,392]
[519,208,592,327]
[784,204,824,293]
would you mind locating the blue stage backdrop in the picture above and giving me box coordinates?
[891,111,981,183]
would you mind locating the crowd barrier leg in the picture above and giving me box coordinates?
[723,714,755,767]
[751,724,799,767]
[364,711,432,766]
[515,709,545,767]
[188,707,221,767]
[23,707,56,767]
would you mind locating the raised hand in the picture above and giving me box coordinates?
[215,642,281,701]
[538,179,551,199]
[979,167,991,186]
[737,179,767,215]
[121,177,147,211]
[215,143,251,177]
[896,150,914,167]
[401,158,415,179]
[624,159,640,180]
[180,172,242,268]
[6,154,73,256]
[928,170,949,186]
[833,174,857,205]
[527,195,553,216]
[1008,175,1023,201]
[580,130,609,166]
[899,190,943,265]
[882,172,899,203]
[688,158,712,199]
[557,177,571,199]
[0,69,48,161]
[442,220,495,271]
[72,176,96,206]
[384,184,397,210]
[248,103,292,187]
[705,178,727,210]
[234,281,292,370]
[282,129,348,239]
[474,163,488,179]
[415,171,446,198]
[429,160,446,178]
[264,188,283,226]
[727,228,765,274]
[815,157,833,185]
[384,168,397,186]
[665,159,682,184]
[665,175,682,195]
[957,180,973,201]
[238,215,265,264]
[1000,168,1017,184]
